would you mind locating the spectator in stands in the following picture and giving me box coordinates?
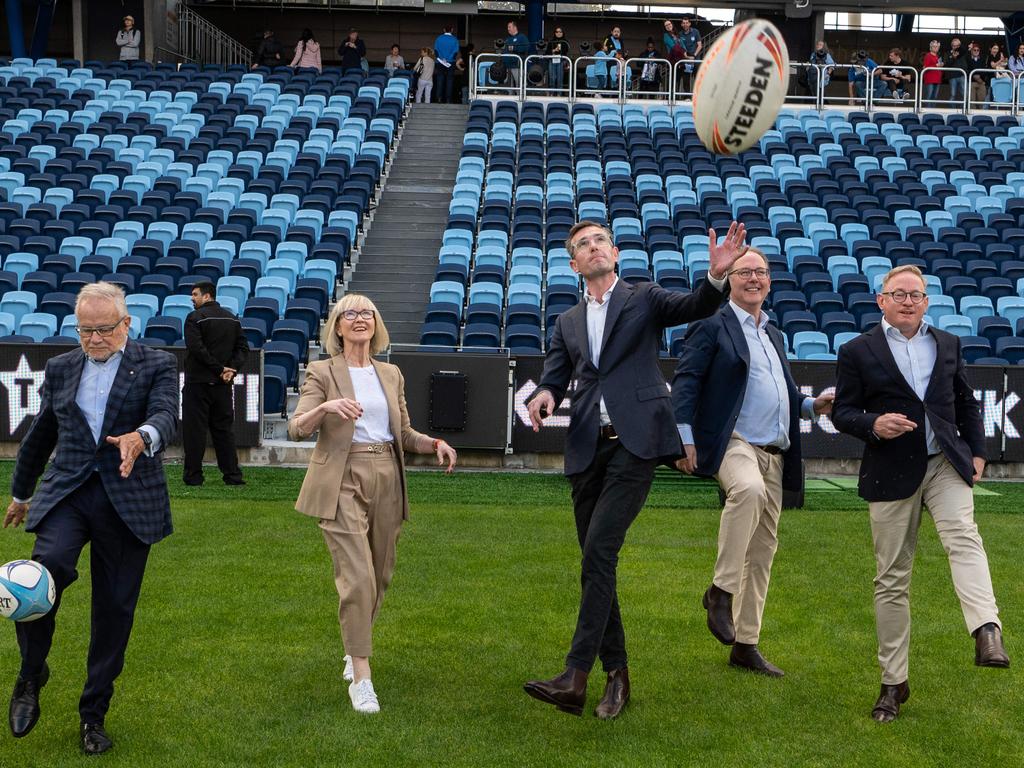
[545,26,570,93]
[594,39,615,91]
[338,28,366,71]
[677,16,703,95]
[965,42,988,105]
[288,295,456,714]
[433,24,460,103]
[848,49,878,104]
[876,48,912,102]
[833,265,1009,724]
[946,37,966,105]
[503,20,530,88]
[987,43,1008,101]
[116,15,141,62]
[457,43,474,103]
[289,28,322,72]
[638,37,662,96]
[384,44,405,75]
[1009,43,1024,75]
[921,39,943,108]
[663,20,686,94]
[602,26,625,60]
[672,248,834,679]
[252,29,282,70]
[805,40,836,99]
[414,47,435,103]
[182,281,248,488]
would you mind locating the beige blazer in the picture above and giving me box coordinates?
[288,356,427,521]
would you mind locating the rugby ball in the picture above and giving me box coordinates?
[0,559,55,622]
[692,19,790,155]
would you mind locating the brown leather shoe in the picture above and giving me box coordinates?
[523,666,588,716]
[974,623,1010,668]
[702,584,735,645]
[729,643,784,677]
[871,681,910,723]
[594,668,630,720]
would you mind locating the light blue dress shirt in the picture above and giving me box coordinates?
[880,317,940,454]
[77,348,162,453]
[679,302,814,448]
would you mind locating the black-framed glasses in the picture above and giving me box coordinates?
[880,290,927,304]
[729,267,770,279]
[342,309,375,321]
[75,317,128,337]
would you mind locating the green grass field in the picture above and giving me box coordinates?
[0,462,1021,767]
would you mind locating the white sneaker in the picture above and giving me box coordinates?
[348,678,380,714]
[343,655,354,682]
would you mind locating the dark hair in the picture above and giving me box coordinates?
[444,24,454,33]
[194,281,216,299]
[299,27,314,54]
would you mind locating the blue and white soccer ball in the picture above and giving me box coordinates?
[0,560,56,622]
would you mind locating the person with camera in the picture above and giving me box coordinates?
[945,38,966,106]
[546,27,570,93]
[848,49,878,104]
[805,40,835,100]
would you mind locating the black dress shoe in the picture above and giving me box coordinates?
[224,477,246,486]
[729,643,785,677]
[523,666,588,716]
[871,681,910,723]
[183,479,204,486]
[702,584,735,645]
[974,623,1010,668]
[81,722,113,755]
[9,663,49,738]
[594,667,630,720]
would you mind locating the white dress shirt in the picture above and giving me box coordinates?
[880,318,940,454]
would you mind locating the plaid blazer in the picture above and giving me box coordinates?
[11,340,179,545]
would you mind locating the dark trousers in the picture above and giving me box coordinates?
[434,65,454,103]
[182,382,242,484]
[565,436,657,673]
[17,474,150,724]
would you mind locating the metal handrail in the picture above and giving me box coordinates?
[177,2,253,67]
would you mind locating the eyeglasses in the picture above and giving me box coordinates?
[342,309,375,321]
[729,267,770,279]
[570,233,611,252]
[76,318,127,337]
[881,290,927,304]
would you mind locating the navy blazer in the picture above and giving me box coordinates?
[832,324,984,502]
[11,340,179,545]
[671,306,808,492]
[532,278,725,475]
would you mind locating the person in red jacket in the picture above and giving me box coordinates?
[921,40,943,108]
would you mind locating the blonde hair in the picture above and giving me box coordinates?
[881,264,926,291]
[75,281,128,316]
[421,47,434,58]
[321,294,390,356]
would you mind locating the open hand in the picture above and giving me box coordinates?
[106,431,145,478]
[707,221,748,280]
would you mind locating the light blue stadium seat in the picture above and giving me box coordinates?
[18,312,57,342]
[959,296,994,332]
[0,291,37,325]
[793,331,831,359]
[468,281,503,306]
[126,294,159,329]
[996,296,1024,329]
[216,276,252,311]
[162,295,195,325]
[430,281,465,306]
[265,259,299,293]
[255,277,290,313]
[937,314,972,337]
[833,331,859,352]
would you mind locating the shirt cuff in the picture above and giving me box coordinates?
[706,273,727,291]
[138,425,162,456]
[800,397,817,420]
[677,424,694,445]
[12,496,30,504]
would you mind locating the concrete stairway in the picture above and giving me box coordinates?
[346,102,469,345]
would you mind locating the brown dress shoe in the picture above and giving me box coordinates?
[974,623,1010,668]
[702,584,735,645]
[871,681,910,723]
[729,643,784,677]
[523,666,588,716]
[594,668,630,720]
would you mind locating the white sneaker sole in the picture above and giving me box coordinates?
[343,655,354,683]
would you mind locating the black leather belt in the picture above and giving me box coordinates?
[599,425,618,440]
[754,444,782,455]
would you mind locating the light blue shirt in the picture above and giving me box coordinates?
[76,348,162,453]
[880,317,940,454]
[679,302,814,448]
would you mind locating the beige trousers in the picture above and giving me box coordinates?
[713,435,784,645]
[319,446,404,658]
[869,454,1001,684]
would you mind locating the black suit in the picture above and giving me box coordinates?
[832,324,984,501]
[531,277,725,672]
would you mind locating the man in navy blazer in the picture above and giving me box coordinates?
[4,282,178,754]
[522,219,747,719]
[672,248,832,677]
[832,264,1008,723]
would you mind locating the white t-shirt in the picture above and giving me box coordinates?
[349,365,395,443]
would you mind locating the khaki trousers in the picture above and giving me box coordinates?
[869,454,1001,684]
[319,446,404,658]
[713,435,784,645]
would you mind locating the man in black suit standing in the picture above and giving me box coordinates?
[523,219,746,719]
[672,248,833,677]
[833,265,1009,724]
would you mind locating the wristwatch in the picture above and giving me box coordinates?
[136,429,153,451]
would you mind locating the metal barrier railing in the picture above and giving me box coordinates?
[471,52,525,100]
[866,64,918,113]
[522,54,572,100]
[624,57,672,103]
[819,63,869,110]
[918,67,969,112]
[177,2,254,67]
[574,55,628,101]
[963,68,1017,113]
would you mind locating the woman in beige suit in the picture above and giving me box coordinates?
[289,294,456,714]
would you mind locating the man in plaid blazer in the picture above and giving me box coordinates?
[3,282,178,755]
